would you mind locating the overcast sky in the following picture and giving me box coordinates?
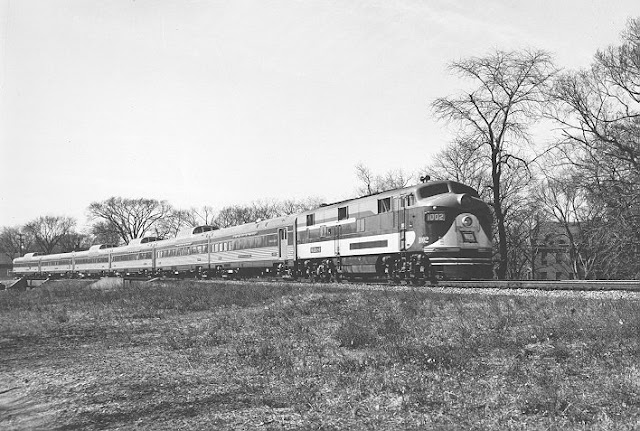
[1,0,639,230]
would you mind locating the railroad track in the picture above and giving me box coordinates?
[195,278,640,302]
[197,277,640,294]
[433,279,640,292]
[10,276,640,295]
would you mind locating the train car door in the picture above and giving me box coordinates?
[292,220,298,261]
[151,243,157,273]
[333,225,341,256]
[207,235,211,271]
[278,228,288,260]
[396,196,407,251]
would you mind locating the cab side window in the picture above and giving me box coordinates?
[378,198,391,213]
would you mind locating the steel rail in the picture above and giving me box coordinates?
[8,275,640,293]
[195,277,640,293]
[434,280,640,291]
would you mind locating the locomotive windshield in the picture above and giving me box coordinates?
[417,183,450,199]
[417,182,481,200]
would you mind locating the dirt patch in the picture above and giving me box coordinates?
[0,376,60,430]
[40,279,94,289]
[87,277,122,290]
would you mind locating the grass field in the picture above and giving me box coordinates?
[1,279,640,430]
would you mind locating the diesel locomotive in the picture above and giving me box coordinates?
[13,180,493,282]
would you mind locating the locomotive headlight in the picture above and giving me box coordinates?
[462,216,473,227]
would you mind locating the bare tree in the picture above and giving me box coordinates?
[212,197,324,228]
[355,163,377,195]
[432,49,556,279]
[535,173,602,279]
[548,18,640,278]
[548,19,639,183]
[58,232,93,253]
[504,206,541,279]
[185,206,217,227]
[91,221,123,246]
[0,227,34,259]
[277,197,324,215]
[215,205,254,228]
[153,209,193,239]
[355,163,413,196]
[250,200,280,221]
[88,197,173,244]
[22,216,76,254]
[426,138,490,199]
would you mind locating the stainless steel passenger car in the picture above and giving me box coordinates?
[12,253,42,277]
[73,244,114,277]
[39,252,74,278]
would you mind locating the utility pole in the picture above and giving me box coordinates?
[17,233,24,257]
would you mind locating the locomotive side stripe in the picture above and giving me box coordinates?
[297,232,409,259]
[296,218,356,232]
[350,240,388,250]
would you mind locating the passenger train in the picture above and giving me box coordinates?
[13,180,493,282]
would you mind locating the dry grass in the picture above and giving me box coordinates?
[1,279,640,430]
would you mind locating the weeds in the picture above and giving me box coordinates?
[334,318,379,348]
[2,280,640,429]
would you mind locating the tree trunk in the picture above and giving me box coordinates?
[492,155,508,279]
